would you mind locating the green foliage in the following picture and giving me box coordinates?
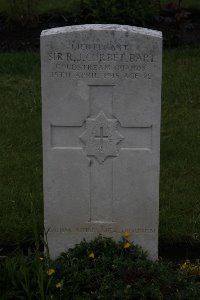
[0,0,155,26]
[3,0,40,26]
[77,0,154,26]
[0,254,49,299]
[55,236,200,299]
[160,0,200,10]
[1,237,200,299]
[0,0,200,23]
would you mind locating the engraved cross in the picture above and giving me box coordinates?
[51,84,152,223]
[95,126,109,151]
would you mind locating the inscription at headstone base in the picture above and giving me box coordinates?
[41,24,162,259]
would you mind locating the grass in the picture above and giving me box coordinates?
[0,47,200,247]
[0,53,42,244]
[160,47,200,244]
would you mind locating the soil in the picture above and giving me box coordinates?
[0,9,200,51]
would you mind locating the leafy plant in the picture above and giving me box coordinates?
[4,0,40,26]
[1,236,200,299]
[78,0,154,26]
[55,236,200,299]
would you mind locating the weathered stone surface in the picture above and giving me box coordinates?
[80,111,124,163]
[41,24,162,259]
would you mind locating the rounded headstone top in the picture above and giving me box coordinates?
[41,24,162,38]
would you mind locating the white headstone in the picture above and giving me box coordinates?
[41,24,162,259]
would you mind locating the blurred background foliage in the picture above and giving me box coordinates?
[0,0,199,26]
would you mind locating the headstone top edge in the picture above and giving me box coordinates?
[41,24,162,38]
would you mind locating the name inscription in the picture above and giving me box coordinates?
[47,42,155,80]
